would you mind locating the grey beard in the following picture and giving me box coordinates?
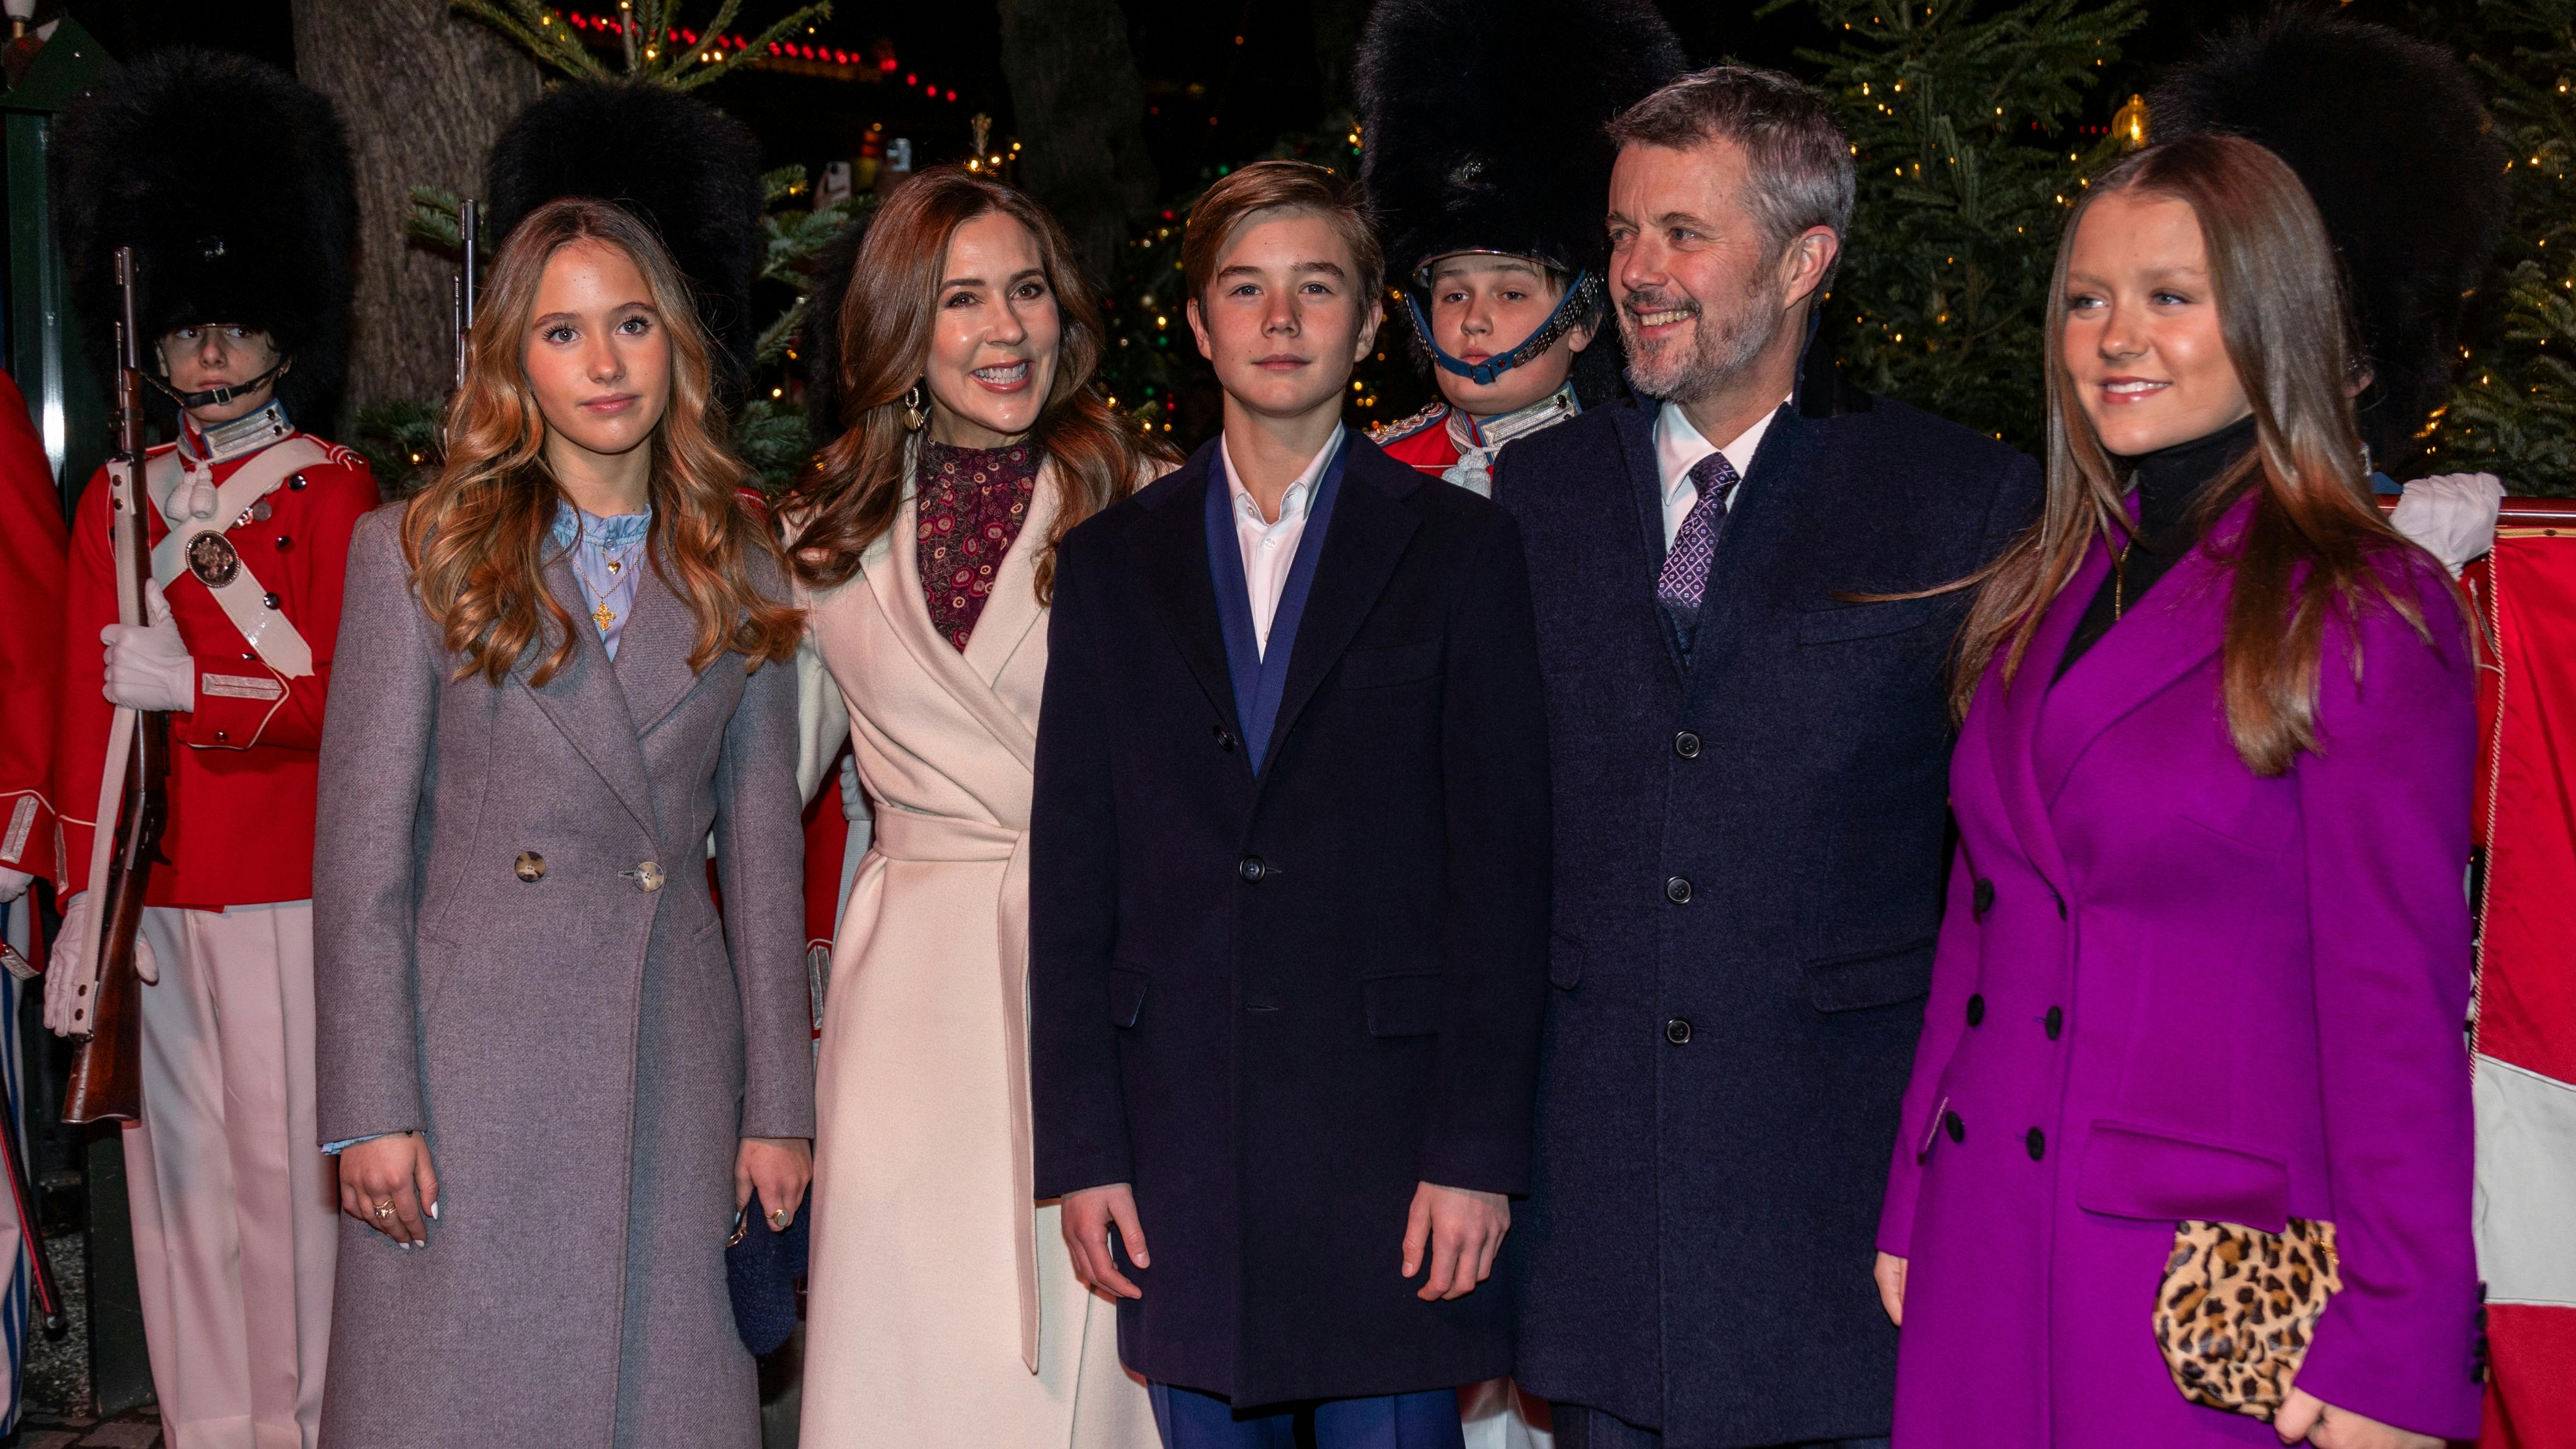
[1620,287,1781,403]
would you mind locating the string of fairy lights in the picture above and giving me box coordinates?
[549,7,965,100]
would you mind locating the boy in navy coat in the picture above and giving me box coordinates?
[1030,160,1553,1447]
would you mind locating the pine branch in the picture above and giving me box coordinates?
[449,1,608,80]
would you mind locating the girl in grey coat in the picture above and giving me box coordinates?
[312,198,811,1448]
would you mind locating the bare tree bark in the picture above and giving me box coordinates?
[292,0,539,425]
[997,0,1158,290]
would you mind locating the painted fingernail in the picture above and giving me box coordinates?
[427,1201,439,1219]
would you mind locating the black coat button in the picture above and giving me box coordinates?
[287,473,308,490]
[1944,1110,1965,1143]
[1965,994,1985,1026]
[2026,1127,2047,1160]
[262,591,280,609]
[274,534,292,550]
[1237,856,1267,883]
[1664,1017,1692,1045]
[1972,878,1996,920]
[2045,1006,2064,1040]
[1664,876,1693,905]
[1213,725,1236,752]
[1673,730,1701,759]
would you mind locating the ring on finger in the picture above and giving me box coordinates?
[371,1199,396,1221]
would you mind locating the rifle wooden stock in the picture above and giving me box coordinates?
[64,251,162,1126]
[62,713,160,1125]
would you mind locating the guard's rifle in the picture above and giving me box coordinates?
[62,246,164,1125]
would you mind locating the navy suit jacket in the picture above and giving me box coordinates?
[1030,432,1553,1407]
[1491,365,2040,1445]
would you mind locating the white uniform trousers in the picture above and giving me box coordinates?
[125,902,335,1449]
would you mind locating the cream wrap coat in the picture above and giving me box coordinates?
[796,461,1155,1448]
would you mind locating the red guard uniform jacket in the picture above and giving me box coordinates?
[1371,401,1461,478]
[0,370,66,881]
[54,427,377,908]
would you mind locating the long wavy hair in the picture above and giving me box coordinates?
[403,197,801,684]
[788,167,1174,596]
[1952,134,2444,776]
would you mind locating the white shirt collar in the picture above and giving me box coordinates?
[1222,427,1343,527]
[1654,396,1789,509]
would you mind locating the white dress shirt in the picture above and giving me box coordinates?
[1653,396,1791,547]
[1222,428,1344,657]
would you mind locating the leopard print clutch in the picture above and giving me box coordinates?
[2154,1218,2342,1418]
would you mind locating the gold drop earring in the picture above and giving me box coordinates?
[902,380,928,432]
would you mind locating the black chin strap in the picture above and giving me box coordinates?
[146,358,289,410]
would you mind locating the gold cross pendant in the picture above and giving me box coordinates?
[592,601,617,631]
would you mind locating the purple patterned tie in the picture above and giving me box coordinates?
[1657,450,1742,619]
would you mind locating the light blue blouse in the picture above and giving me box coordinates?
[551,501,653,660]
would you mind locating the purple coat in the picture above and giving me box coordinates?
[1877,498,2484,1446]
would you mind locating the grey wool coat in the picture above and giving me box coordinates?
[312,504,811,1448]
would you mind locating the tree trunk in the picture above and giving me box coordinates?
[291,0,539,427]
[996,0,1159,290]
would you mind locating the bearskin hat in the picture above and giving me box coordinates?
[1359,0,1688,403]
[486,81,766,411]
[1359,0,1686,286]
[54,49,357,430]
[2151,11,2509,466]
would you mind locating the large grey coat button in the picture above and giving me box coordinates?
[513,851,546,883]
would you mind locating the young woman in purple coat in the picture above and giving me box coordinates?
[1872,134,2482,1449]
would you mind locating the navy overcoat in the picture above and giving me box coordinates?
[1490,361,2039,1446]
[1030,433,1553,1408]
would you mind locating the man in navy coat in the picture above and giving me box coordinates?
[1030,159,1552,1447]
[1491,68,2042,1448]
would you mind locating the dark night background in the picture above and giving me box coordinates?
[74,0,2462,202]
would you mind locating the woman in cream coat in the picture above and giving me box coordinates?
[790,168,1174,1446]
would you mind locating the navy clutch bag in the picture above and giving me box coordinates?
[727,1193,808,1356]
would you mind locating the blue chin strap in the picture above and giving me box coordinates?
[1405,268,1602,386]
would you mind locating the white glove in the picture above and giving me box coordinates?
[101,578,195,713]
[42,893,161,1036]
[164,469,219,524]
[0,866,29,904]
[2391,472,2504,578]
[839,752,866,822]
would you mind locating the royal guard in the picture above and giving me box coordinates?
[47,50,367,1448]
[0,365,65,1439]
[1357,0,1686,495]
[1,366,64,910]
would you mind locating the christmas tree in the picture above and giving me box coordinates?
[1785,0,2145,453]
[2430,0,2576,493]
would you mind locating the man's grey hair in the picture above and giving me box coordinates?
[1609,65,1857,282]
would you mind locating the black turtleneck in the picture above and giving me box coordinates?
[2054,413,2258,680]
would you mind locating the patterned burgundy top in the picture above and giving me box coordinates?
[917,438,1040,650]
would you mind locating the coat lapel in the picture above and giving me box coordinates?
[959,462,1061,694]
[520,558,659,842]
[863,472,1041,771]
[1132,445,1244,738]
[2031,503,2243,806]
[1681,404,1812,711]
[1265,442,1420,771]
[612,557,705,737]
